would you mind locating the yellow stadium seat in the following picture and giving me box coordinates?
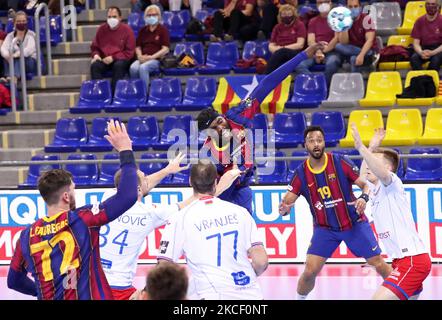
[417,108,442,145]
[397,1,426,35]
[378,36,413,70]
[340,110,384,147]
[212,77,241,114]
[396,70,439,106]
[359,72,402,107]
[382,109,423,146]
[260,76,291,114]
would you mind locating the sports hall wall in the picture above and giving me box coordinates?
[0,183,441,264]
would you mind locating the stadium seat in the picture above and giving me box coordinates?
[105,79,146,113]
[45,118,88,152]
[392,148,405,179]
[163,42,205,76]
[0,108,9,116]
[321,73,364,108]
[255,151,287,184]
[405,147,442,181]
[397,1,426,35]
[271,112,306,148]
[163,11,190,41]
[378,35,414,70]
[198,42,239,74]
[232,41,270,73]
[397,70,439,106]
[71,80,112,114]
[128,12,142,37]
[311,111,345,147]
[368,2,402,35]
[333,149,362,168]
[288,151,308,176]
[340,110,384,147]
[253,113,268,147]
[152,115,194,150]
[39,16,62,46]
[382,109,423,146]
[285,74,327,108]
[359,71,402,107]
[418,108,442,145]
[127,116,160,151]
[178,77,216,111]
[66,154,99,186]
[22,155,61,187]
[139,153,173,184]
[186,9,211,41]
[195,9,210,22]
[80,117,119,152]
[97,153,120,186]
[141,77,181,112]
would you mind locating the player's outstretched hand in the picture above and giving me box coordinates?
[348,198,366,215]
[304,42,327,59]
[166,152,191,174]
[104,119,132,152]
[368,128,386,151]
[279,201,294,216]
[350,123,364,151]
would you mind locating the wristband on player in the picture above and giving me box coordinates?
[119,150,136,166]
[358,193,369,203]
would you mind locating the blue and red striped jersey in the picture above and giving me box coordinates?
[10,205,115,300]
[288,152,367,231]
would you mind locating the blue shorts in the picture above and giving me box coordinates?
[307,220,382,259]
[218,185,253,214]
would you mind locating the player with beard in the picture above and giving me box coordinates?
[279,125,391,300]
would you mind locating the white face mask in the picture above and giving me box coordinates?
[107,17,119,29]
[318,3,331,13]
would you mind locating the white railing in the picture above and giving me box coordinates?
[8,37,27,112]
[34,3,53,76]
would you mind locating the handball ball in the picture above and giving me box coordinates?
[327,7,353,32]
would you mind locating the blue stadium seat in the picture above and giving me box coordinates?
[285,74,327,108]
[163,11,189,41]
[80,117,119,152]
[163,42,205,76]
[141,77,181,112]
[288,151,308,176]
[271,113,306,148]
[332,149,361,168]
[195,9,210,22]
[0,108,10,116]
[184,9,211,40]
[392,148,405,179]
[6,17,34,33]
[22,155,61,187]
[45,118,88,152]
[97,153,120,186]
[128,12,142,37]
[198,42,239,74]
[405,147,442,181]
[177,77,216,111]
[127,116,160,151]
[255,151,287,184]
[253,113,268,146]
[71,80,112,114]
[66,153,99,186]
[311,111,345,147]
[232,41,270,73]
[39,16,62,46]
[105,79,146,113]
[139,153,173,184]
[152,115,194,150]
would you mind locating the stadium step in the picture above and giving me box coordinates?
[77,8,130,23]
[48,41,92,56]
[100,0,131,8]
[0,110,71,125]
[0,148,44,161]
[27,92,80,111]
[76,25,100,42]
[52,58,91,75]
[0,129,55,149]
[0,167,29,188]
[27,75,89,90]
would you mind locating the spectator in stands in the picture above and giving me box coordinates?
[90,6,135,92]
[130,5,169,91]
[334,0,378,73]
[265,4,306,73]
[0,26,7,79]
[295,0,340,85]
[131,0,168,12]
[210,0,257,42]
[241,0,278,41]
[1,11,37,81]
[169,0,202,17]
[410,0,442,71]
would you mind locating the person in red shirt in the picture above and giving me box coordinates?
[90,6,136,92]
[265,4,306,73]
[130,5,170,91]
[295,0,340,85]
[335,0,378,73]
[210,0,257,42]
[410,0,442,71]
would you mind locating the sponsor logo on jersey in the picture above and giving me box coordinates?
[314,201,324,210]
[231,271,250,286]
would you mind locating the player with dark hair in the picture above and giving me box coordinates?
[279,125,391,300]
[196,43,324,214]
[8,120,139,300]
[143,263,189,300]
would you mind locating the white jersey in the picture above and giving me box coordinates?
[158,196,264,300]
[100,190,179,288]
[367,173,427,259]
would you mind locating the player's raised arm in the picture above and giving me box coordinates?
[351,123,392,186]
[7,239,37,297]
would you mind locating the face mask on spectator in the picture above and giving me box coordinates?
[318,3,331,13]
[107,17,119,29]
[281,15,294,25]
[350,7,362,18]
[145,16,159,25]
[425,3,439,16]
[15,22,27,31]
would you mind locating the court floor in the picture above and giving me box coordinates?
[1,264,441,300]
